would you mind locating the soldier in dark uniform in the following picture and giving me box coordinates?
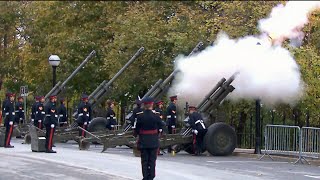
[166,95,177,153]
[15,96,25,125]
[4,93,15,148]
[105,100,117,130]
[76,102,90,137]
[2,92,10,126]
[77,94,92,124]
[35,96,45,129]
[44,95,58,153]
[31,96,40,125]
[58,98,67,127]
[154,100,166,155]
[134,97,163,180]
[188,105,207,156]
[127,99,142,130]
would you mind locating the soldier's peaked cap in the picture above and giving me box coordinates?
[142,97,154,105]
[188,105,196,109]
[169,95,177,101]
[81,94,89,100]
[8,93,15,97]
[50,95,57,99]
[18,96,23,99]
[155,100,163,105]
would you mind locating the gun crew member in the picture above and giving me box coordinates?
[105,100,118,130]
[15,96,25,125]
[77,94,91,137]
[58,98,67,127]
[188,105,207,156]
[128,99,142,129]
[44,95,58,153]
[31,96,40,124]
[4,93,16,148]
[166,95,177,153]
[35,96,45,129]
[135,97,163,180]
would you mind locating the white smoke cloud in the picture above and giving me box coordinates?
[168,1,320,108]
[258,1,320,45]
[169,32,304,107]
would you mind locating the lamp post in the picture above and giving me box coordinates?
[48,55,61,87]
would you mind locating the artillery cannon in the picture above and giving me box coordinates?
[79,73,238,156]
[21,51,96,144]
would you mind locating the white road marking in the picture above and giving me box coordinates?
[206,160,288,164]
[304,175,320,179]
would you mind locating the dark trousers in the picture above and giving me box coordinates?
[34,120,43,129]
[193,129,207,154]
[78,123,87,137]
[167,126,176,152]
[45,124,55,150]
[4,120,14,146]
[140,148,158,180]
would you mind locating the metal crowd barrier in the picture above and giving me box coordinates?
[301,127,320,160]
[259,125,308,164]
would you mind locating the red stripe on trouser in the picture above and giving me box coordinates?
[48,127,54,150]
[193,134,196,153]
[81,125,86,137]
[6,124,13,146]
[39,122,42,129]
[173,128,176,134]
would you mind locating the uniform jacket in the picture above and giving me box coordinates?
[166,102,177,126]
[77,102,92,122]
[35,103,45,121]
[76,103,90,124]
[4,100,15,122]
[44,102,58,126]
[135,110,163,149]
[58,104,67,123]
[188,112,206,131]
[31,101,39,120]
[15,102,25,122]
[129,106,142,126]
[106,107,117,130]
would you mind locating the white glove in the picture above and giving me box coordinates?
[84,122,87,125]
[193,129,198,135]
[9,121,13,125]
[111,125,115,128]
[159,129,163,132]
[51,124,55,128]
[20,118,23,120]
[171,125,175,129]
[38,120,42,122]
[31,119,34,122]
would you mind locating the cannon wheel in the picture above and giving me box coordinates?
[88,117,109,132]
[23,134,31,144]
[204,122,236,156]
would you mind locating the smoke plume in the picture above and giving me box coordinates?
[168,1,320,107]
[258,1,320,45]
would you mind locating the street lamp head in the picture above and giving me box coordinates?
[48,54,61,67]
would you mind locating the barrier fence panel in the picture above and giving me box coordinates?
[259,125,307,164]
[301,127,320,159]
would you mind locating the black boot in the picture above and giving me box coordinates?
[5,145,14,148]
[46,149,57,153]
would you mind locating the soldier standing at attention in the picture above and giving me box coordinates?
[4,93,15,148]
[31,96,39,124]
[77,94,92,124]
[188,105,207,156]
[2,92,10,126]
[15,96,25,125]
[105,100,118,130]
[58,98,67,127]
[35,96,45,129]
[128,99,142,129]
[77,94,90,137]
[166,95,177,153]
[135,97,163,180]
[44,95,58,153]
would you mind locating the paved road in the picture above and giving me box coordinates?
[0,139,319,180]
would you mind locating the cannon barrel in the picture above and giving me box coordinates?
[199,73,238,113]
[142,79,163,99]
[147,42,204,100]
[44,50,96,105]
[89,47,145,107]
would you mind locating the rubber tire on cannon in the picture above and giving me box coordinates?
[88,117,109,132]
[204,122,236,156]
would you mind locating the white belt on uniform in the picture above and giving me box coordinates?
[195,120,206,129]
